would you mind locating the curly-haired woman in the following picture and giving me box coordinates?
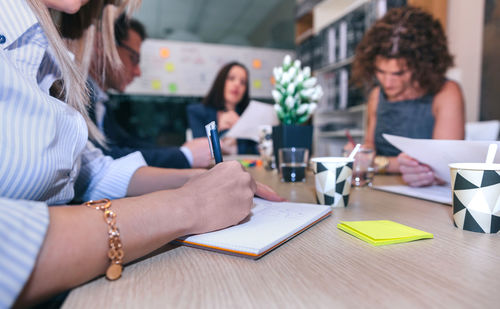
[352,6,465,187]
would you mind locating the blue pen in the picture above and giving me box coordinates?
[205,121,223,164]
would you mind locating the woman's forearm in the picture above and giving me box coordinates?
[126,166,205,196]
[16,190,194,307]
[17,161,258,307]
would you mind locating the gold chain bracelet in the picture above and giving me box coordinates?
[84,198,124,281]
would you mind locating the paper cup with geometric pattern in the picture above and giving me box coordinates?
[311,157,354,208]
[449,163,500,233]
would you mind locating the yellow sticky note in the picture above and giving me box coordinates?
[337,220,433,246]
[165,62,175,72]
[253,79,262,89]
[151,79,161,90]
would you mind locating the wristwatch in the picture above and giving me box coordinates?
[374,156,389,174]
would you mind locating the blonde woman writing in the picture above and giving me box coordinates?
[0,0,282,307]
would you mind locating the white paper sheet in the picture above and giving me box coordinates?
[225,100,279,142]
[383,134,500,184]
[372,185,452,205]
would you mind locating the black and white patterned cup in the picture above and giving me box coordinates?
[311,157,354,208]
[449,163,500,233]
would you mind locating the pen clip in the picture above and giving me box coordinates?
[205,121,223,164]
[205,121,215,158]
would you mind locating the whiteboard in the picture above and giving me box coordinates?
[125,39,295,98]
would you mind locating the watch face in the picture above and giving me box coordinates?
[375,156,389,169]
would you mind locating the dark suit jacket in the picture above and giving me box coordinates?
[187,103,258,154]
[88,79,190,169]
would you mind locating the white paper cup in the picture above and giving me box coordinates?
[311,157,354,208]
[449,163,500,233]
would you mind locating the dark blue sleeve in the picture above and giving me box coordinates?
[102,107,154,149]
[98,145,190,169]
[187,103,217,138]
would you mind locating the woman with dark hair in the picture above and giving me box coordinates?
[351,6,465,187]
[188,62,257,155]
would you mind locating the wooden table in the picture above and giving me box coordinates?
[63,165,500,308]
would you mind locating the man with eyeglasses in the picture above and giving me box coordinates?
[87,14,211,169]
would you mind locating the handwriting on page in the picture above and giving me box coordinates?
[253,206,306,220]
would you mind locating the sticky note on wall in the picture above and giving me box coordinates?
[151,80,161,90]
[252,59,262,69]
[168,83,178,93]
[160,47,170,58]
[165,63,175,72]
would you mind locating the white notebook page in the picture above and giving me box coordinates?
[179,198,331,257]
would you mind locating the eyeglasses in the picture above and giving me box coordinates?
[117,41,140,66]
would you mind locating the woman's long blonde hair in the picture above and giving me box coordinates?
[26,0,141,145]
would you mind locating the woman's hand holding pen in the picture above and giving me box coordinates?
[178,160,256,234]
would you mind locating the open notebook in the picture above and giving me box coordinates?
[176,198,331,259]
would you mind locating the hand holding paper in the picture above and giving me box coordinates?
[225,101,279,142]
[218,110,240,131]
[398,153,445,187]
[384,134,500,184]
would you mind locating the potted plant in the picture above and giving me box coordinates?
[271,55,323,167]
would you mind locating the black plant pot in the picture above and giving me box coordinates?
[272,125,313,168]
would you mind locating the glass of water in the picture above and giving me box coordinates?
[278,147,309,182]
[351,147,375,187]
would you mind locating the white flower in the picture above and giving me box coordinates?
[286,83,295,95]
[285,95,295,109]
[281,71,291,84]
[273,67,283,82]
[283,54,292,67]
[272,90,282,103]
[300,88,315,98]
[303,77,317,88]
[303,66,311,78]
[308,103,317,114]
[272,55,323,124]
[295,72,304,84]
[296,104,309,115]
[311,86,323,101]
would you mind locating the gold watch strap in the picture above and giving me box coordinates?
[374,156,389,174]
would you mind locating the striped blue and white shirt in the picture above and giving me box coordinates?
[0,1,146,307]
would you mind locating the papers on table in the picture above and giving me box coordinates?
[225,100,279,142]
[177,198,331,259]
[383,134,500,184]
[372,185,452,205]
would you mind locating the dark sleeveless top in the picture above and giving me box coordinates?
[374,90,435,156]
